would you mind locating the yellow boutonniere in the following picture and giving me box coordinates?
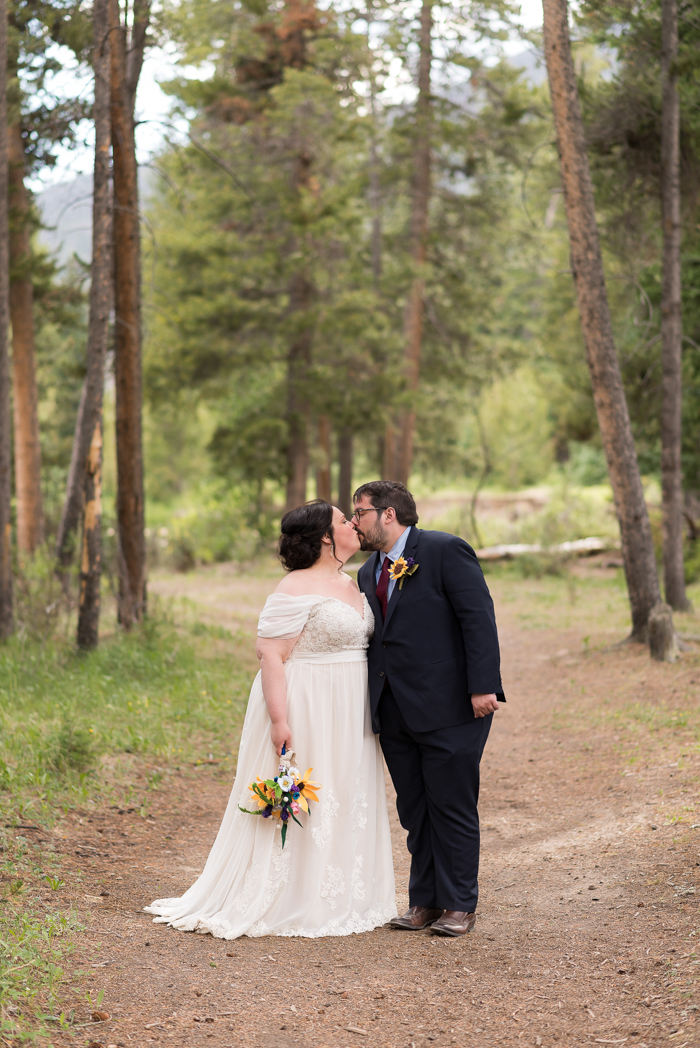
[388,556,419,590]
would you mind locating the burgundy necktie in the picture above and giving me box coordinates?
[376,557,391,619]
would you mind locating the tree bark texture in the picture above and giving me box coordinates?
[337,428,353,518]
[0,0,12,637]
[648,601,678,662]
[315,414,331,502]
[285,270,312,512]
[74,0,112,646]
[284,145,315,514]
[56,0,113,576]
[542,0,661,641]
[110,0,147,626]
[660,0,690,611]
[56,377,86,567]
[385,0,432,485]
[9,121,44,554]
[77,418,103,648]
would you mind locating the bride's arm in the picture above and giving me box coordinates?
[256,636,298,755]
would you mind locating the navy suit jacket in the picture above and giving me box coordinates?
[357,527,505,734]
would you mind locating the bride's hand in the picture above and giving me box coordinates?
[271,720,292,756]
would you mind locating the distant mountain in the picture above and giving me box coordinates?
[36,174,94,266]
[36,169,154,268]
[509,48,547,86]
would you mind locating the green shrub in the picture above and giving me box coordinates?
[515,552,569,579]
[147,481,272,570]
[44,719,96,775]
[567,443,609,486]
[0,613,256,823]
[13,547,73,643]
[684,539,700,584]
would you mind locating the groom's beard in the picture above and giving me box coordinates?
[355,521,388,552]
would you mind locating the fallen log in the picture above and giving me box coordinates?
[476,536,617,561]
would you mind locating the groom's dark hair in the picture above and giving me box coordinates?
[352,481,419,526]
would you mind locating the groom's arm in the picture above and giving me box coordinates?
[441,537,505,701]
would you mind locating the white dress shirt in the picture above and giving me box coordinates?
[374,526,411,603]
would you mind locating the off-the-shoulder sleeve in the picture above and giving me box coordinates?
[257,594,325,639]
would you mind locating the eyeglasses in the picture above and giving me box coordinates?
[352,506,387,520]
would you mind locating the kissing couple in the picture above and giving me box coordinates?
[146,481,505,939]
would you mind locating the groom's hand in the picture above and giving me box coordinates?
[471,693,499,718]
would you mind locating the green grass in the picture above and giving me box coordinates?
[0,906,83,1043]
[0,613,257,827]
[0,606,259,1041]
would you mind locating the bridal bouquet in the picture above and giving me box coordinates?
[238,747,321,847]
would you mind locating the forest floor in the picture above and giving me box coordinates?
[15,560,700,1048]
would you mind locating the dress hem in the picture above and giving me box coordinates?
[143,903,398,940]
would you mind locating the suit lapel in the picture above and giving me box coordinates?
[359,552,382,629]
[383,527,420,631]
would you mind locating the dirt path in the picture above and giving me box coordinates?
[46,568,700,1048]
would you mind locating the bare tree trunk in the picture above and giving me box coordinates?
[285,144,315,514]
[8,122,43,555]
[315,414,331,502]
[542,0,661,642]
[386,0,432,486]
[660,0,691,611]
[77,419,103,648]
[56,379,87,567]
[367,10,382,288]
[382,425,396,480]
[75,0,112,649]
[110,0,148,627]
[338,428,353,517]
[0,0,12,638]
[285,272,312,512]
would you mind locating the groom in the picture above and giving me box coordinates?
[353,481,504,936]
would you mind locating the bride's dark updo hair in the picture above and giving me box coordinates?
[278,500,335,572]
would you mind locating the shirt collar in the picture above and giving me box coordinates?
[379,526,411,566]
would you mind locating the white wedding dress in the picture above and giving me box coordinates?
[145,593,397,938]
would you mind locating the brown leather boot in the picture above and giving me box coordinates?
[389,906,444,930]
[430,911,476,936]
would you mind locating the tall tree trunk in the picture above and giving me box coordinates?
[285,271,312,512]
[285,145,314,514]
[77,419,103,648]
[56,376,87,567]
[110,0,148,627]
[385,0,432,485]
[0,0,12,638]
[367,7,382,288]
[315,414,331,502]
[8,121,43,555]
[542,0,661,642]
[338,428,353,518]
[75,0,112,649]
[660,0,691,611]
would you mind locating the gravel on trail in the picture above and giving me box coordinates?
[37,572,700,1048]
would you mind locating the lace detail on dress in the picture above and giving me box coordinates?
[261,834,291,910]
[233,862,263,915]
[320,865,346,910]
[246,902,396,940]
[351,855,366,900]
[351,791,368,832]
[312,789,340,850]
[291,596,374,656]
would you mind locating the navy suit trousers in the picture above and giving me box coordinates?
[378,687,492,913]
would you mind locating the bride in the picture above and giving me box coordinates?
[146,500,397,938]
